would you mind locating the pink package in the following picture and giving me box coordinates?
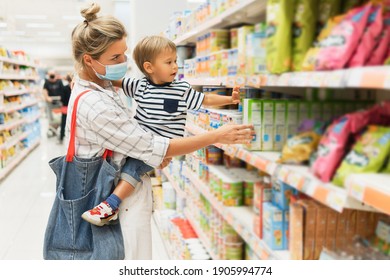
[311,110,371,182]
[316,4,372,70]
[348,5,384,67]
[366,13,390,66]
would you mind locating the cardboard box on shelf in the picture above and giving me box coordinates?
[243,99,262,151]
[253,177,272,239]
[325,209,338,252]
[299,200,317,260]
[314,203,328,260]
[290,202,304,260]
[262,202,287,250]
[335,209,349,249]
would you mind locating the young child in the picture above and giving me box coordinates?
[81,35,240,226]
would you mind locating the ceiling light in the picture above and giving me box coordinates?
[15,15,48,20]
[26,23,55,28]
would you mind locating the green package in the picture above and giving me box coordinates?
[317,0,342,34]
[332,126,390,186]
[292,0,318,71]
[266,0,295,74]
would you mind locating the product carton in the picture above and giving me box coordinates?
[271,179,297,210]
[314,202,328,260]
[286,100,299,139]
[299,200,317,260]
[325,209,338,251]
[273,100,286,151]
[253,177,272,239]
[335,209,349,249]
[290,202,304,260]
[237,25,255,75]
[356,211,368,238]
[245,32,267,75]
[243,99,262,150]
[345,210,357,241]
[261,100,274,151]
[263,202,285,250]
[284,210,290,250]
[298,100,310,126]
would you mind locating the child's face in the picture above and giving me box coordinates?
[150,48,178,84]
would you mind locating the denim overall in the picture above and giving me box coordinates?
[43,90,124,260]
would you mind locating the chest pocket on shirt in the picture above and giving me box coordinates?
[163,99,179,113]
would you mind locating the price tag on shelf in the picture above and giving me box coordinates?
[265,161,278,176]
[347,179,365,201]
[326,192,346,212]
[235,76,246,87]
[276,166,290,181]
[267,75,278,86]
[303,180,316,197]
[224,144,238,157]
[310,72,324,87]
[226,212,234,224]
[226,77,236,88]
[287,172,305,190]
[236,148,247,160]
[313,185,330,206]
[326,70,346,88]
[278,73,290,86]
[254,156,268,172]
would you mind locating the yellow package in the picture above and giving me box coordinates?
[278,131,321,164]
[301,14,345,71]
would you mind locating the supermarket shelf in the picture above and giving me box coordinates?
[184,208,219,260]
[0,140,40,181]
[173,0,265,45]
[0,74,40,81]
[152,210,172,260]
[186,123,376,213]
[0,56,40,68]
[184,166,290,260]
[0,131,30,150]
[25,114,41,124]
[0,89,35,96]
[0,100,39,113]
[162,168,186,198]
[0,118,26,132]
[345,174,390,216]
[186,66,390,90]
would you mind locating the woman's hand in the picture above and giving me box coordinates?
[214,124,255,144]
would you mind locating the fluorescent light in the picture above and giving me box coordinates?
[26,23,54,28]
[38,31,61,36]
[0,22,7,28]
[15,15,48,20]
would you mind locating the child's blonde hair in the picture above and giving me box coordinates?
[133,36,177,77]
[71,3,127,71]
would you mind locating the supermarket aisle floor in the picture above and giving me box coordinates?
[0,119,168,260]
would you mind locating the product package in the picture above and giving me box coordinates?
[316,3,372,70]
[366,13,390,66]
[348,5,384,67]
[317,0,342,34]
[266,0,295,74]
[332,126,390,186]
[292,0,318,71]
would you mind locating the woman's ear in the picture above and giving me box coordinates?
[143,61,153,75]
[83,54,93,67]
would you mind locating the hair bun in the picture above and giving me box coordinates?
[81,2,100,22]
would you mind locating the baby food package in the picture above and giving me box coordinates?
[279,131,322,164]
[317,0,342,34]
[348,5,384,67]
[301,15,345,71]
[266,0,296,74]
[366,13,390,66]
[316,3,372,70]
[332,126,390,186]
[292,0,318,71]
[311,109,371,182]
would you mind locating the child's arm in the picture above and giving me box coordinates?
[112,78,124,88]
[202,86,240,107]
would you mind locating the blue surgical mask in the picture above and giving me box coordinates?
[92,56,128,81]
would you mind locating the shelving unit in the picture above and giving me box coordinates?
[0,54,41,181]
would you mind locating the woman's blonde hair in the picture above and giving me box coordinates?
[71,3,127,71]
[133,36,177,77]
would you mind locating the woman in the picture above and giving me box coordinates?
[69,3,254,259]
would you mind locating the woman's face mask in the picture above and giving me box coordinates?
[92,55,128,81]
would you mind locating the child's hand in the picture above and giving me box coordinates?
[231,86,240,104]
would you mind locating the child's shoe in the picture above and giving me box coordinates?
[81,201,118,226]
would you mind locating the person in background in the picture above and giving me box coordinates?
[58,74,73,144]
[82,35,241,226]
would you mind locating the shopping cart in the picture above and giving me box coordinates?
[46,96,62,138]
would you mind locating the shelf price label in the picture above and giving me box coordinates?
[276,166,289,181]
[248,75,261,88]
[265,161,278,176]
[347,179,365,201]
[226,77,236,88]
[287,172,305,190]
[235,76,246,87]
[327,192,346,212]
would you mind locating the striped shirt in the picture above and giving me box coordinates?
[65,76,169,168]
[122,77,205,139]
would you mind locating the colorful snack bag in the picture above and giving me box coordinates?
[317,0,342,34]
[332,126,390,186]
[292,0,318,71]
[311,110,371,182]
[366,13,390,66]
[279,131,322,164]
[302,15,345,71]
[348,5,384,67]
[266,0,296,74]
[316,3,372,70]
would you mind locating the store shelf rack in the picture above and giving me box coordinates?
[186,123,378,214]
[152,210,172,260]
[0,140,40,180]
[183,165,290,260]
[162,169,186,199]
[0,56,40,69]
[186,66,390,90]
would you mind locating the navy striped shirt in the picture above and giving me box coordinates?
[122,77,205,139]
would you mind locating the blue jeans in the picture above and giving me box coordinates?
[120,158,154,187]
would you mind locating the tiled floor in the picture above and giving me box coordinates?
[0,119,169,260]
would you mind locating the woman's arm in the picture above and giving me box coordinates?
[166,124,254,158]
